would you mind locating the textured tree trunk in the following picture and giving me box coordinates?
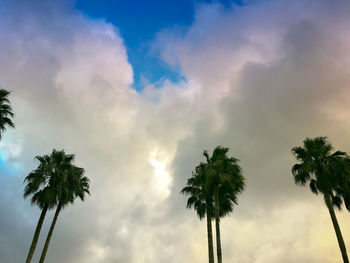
[325,194,349,263]
[39,203,62,263]
[25,205,48,263]
[215,187,222,263]
[206,200,215,263]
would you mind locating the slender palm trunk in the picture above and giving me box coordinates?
[25,205,48,263]
[214,187,222,263]
[325,194,349,263]
[206,199,215,263]
[39,203,62,263]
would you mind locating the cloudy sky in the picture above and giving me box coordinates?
[1,0,350,262]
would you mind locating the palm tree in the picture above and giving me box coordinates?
[39,151,90,263]
[181,162,215,263]
[0,88,15,139]
[204,146,245,263]
[23,154,56,263]
[292,137,349,263]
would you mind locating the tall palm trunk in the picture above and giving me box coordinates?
[214,187,222,263]
[325,194,349,263]
[39,203,62,263]
[25,204,48,263]
[206,199,215,263]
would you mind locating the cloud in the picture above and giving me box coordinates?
[1,0,350,262]
[158,0,350,262]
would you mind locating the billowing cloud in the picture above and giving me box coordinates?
[1,0,350,262]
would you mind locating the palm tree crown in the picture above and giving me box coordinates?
[0,88,14,139]
[46,149,89,207]
[292,136,348,207]
[181,160,242,220]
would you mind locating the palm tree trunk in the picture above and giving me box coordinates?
[25,205,48,263]
[325,194,349,263]
[39,203,62,263]
[215,187,222,263]
[206,200,215,263]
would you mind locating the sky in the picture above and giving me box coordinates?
[1,0,350,262]
[74,0,244,90]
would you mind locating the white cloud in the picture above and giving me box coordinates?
[2,0,350,262]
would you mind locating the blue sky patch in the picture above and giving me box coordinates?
[75,0,245,90]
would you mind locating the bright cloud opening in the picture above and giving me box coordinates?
[149,150,173,201]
